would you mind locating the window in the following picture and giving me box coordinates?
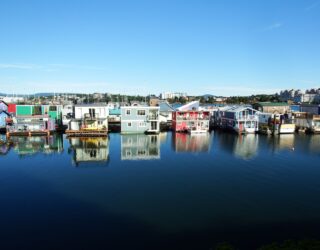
[89,108,96,118]
[49,106,57,111]
[126,109,131,115]
[137,110,146,116]
[128,122,132,127]
[139,122,146,127]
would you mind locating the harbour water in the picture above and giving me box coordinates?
[1,132,320,249]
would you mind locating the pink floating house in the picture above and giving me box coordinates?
[172,101,210,133]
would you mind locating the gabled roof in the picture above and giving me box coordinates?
[176,101,200,111]
[0,100,9,107]
[0,110,10,116]
[224,106,258,113]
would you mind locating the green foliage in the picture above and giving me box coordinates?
[258,239,320,250]
[214,242,236,250]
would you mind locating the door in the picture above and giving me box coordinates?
[151,121,157,131]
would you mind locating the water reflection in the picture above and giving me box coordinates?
[10,134,63,156]
[121,134,160,160]
[266,134,295,153]
[68,137,110,166]
[173,133,211,153]
[218,132,258,159]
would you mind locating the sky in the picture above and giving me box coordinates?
[0,0,319,96]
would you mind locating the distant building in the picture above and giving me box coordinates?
[0,96,25,103]
[149,97,160,107]
[160,92,187,100]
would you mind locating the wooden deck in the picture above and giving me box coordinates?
[6,130,52,137]
[65,130,108,137]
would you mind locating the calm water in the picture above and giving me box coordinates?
[1,132,320,249]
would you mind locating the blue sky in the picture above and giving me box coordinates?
[0,0,319,96]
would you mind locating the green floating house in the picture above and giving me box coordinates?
[12,105,63,132]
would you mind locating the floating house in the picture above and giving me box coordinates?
[121,134,160,160]
[172,101,210,133]
[7,104,62,136]
[252,102,290,114]
[172,110,210,133]
[121,106,160,134]
[294,112,320,133]
[69,137,109,166]
[216,106,259,134]
[67,104,109,137]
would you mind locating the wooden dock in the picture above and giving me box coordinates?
[65,130,108,137]
[6,130,52,137]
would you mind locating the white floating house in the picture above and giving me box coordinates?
[70,104,109,131]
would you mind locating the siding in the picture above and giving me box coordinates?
[16,105,33,116]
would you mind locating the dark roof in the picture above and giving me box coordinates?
[159,102,175,112]
[0,110,10,116]
[0,100,9,107]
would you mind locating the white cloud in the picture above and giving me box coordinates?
[0,63,39,70]
[264,22,283,31]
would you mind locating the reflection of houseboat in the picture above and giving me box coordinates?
[294,112,320,133]
[173,133,211,153]
[66,104,109,137]
[269,134,295,151]
[121,106,160,134]
[217,132,258,159]
[69,137,109,165]
[216,106,259,134]
[121,134,160,160]
[233,134,258,160]
[10,134,63,156]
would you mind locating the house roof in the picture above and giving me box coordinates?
[0,100,9,107]
[0,110,10,116]
[224,106,258,113]
[176,101,200,111]
[159,101,175,112]
[255,102,289,107]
